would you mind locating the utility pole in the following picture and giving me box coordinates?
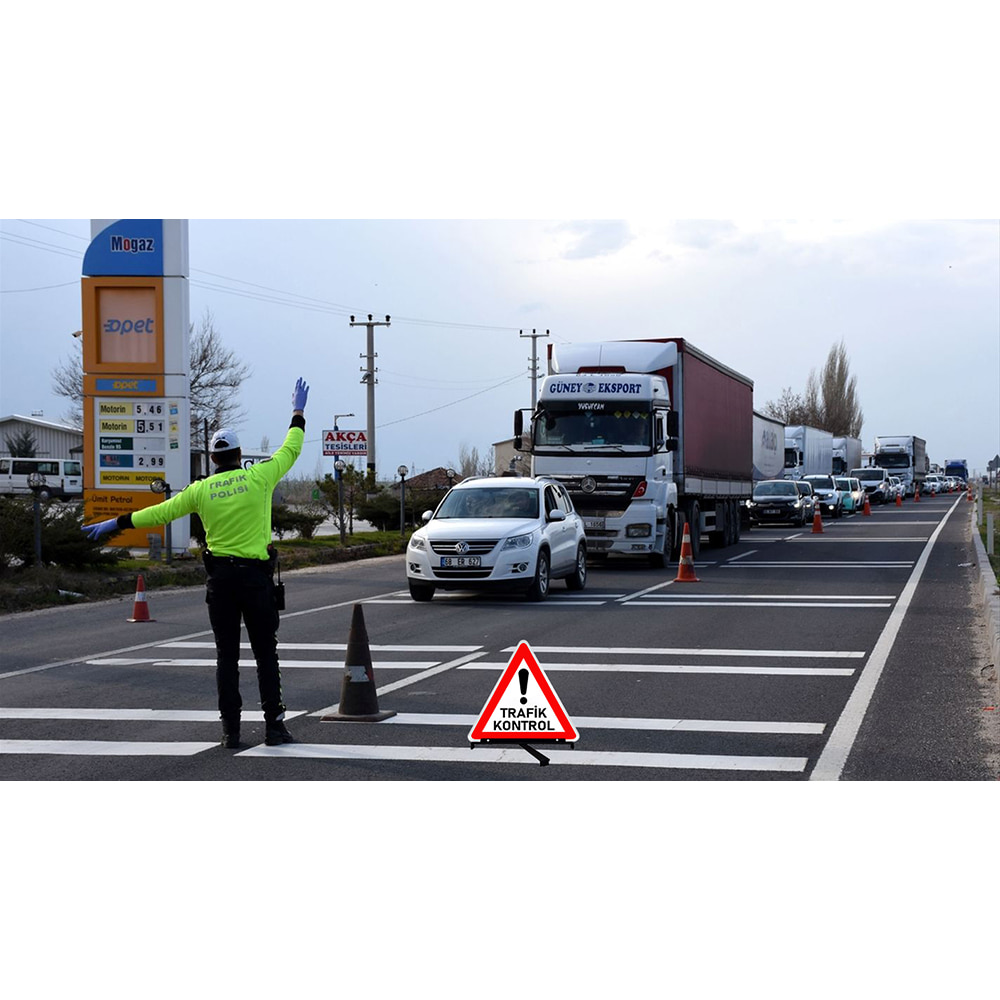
[520,328,550,410]
[350,313,390,488]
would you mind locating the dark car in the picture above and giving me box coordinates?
[803,474,843,518]
[749,479,813,526]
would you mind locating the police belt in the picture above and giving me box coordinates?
[204,550,270,569]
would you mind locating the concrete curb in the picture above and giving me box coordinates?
[970,512,1000,696]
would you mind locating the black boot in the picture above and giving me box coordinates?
[221,721,241,749]
[265,720,294,746]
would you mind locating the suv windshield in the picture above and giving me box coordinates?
[805,476,835,489]
[853,469,886,483]
[753,481,798,498]
[435,487,539,519]
[835,478,852,490]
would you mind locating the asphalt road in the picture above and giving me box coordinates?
[1,491,997,780]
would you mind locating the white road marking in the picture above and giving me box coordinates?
[0,588,407,681]
[811,495,963,780]
[368,599,609,606]
[624,601,892,608]
[617,579,676,603]
[310,650,490,715]
[380,712,825,734]
[785,537,930,542]
[158,642,483,652]
[722,561,913,568]
[633,593,896,600]
[85,658,439,669]
[460,662,855,676]
[726,550,757,562]
[0,740,216,756]
[502,645,865,658]
[236,743,808,771]
[0,708,308,722]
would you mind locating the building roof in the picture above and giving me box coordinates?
[0,414,83,433]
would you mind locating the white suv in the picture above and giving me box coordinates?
[406,476,588,602]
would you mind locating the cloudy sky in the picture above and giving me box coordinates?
[2,217,997,478]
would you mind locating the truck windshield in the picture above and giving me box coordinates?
[534,408,651,451]
[875,454,910,469]
[783,448,799,467]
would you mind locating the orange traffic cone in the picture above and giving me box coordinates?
[914,486,920,503]
[967,485,973,502]
[320,603,396,721]
[863,495,872,516]
[127,574,154,622]
[895,492,903,507]
[674,523,699,582]
[811,508,824,533]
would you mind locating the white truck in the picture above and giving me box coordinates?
[514,338,754,566]
[831,436,863,477]
[873,435,927,497]
[783,425,833,479]
[753,412,785,483]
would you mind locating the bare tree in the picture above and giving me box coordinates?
[4,428,37,457]
[818,339,864,438]
[188,309,253,442]
[50,309,251,447]
[453,443,493,479]
[763,340,863,436]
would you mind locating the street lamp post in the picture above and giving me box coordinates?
[334,459,347,545]
[27,472,45,567]
[398,465,408,537]
[150,478,173,563]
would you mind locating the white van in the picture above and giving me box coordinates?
[0,457,83,500]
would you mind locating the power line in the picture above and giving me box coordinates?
[0,280,78,293]
[377,371,526,428]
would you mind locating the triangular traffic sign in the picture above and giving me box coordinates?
[468,641,579,743]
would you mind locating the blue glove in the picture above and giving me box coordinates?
[82,518,119,541]
[292,377,309,411]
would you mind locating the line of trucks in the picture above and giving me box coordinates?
[511,337,955,566]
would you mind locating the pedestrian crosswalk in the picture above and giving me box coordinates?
[0,639,853,774]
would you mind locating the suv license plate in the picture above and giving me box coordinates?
[584,518,606,530]
[440,556,481,568]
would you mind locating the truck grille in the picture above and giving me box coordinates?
[551,475,644,518]
[429,539,499,555]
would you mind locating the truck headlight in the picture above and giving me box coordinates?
[626,524,652,537]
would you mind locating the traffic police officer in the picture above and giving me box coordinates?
[83,377,310,749]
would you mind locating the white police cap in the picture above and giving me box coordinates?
[209,428,241,453]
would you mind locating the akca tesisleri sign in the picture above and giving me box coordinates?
[468,641,579,744]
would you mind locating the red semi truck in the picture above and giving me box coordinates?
[514,338,754,566]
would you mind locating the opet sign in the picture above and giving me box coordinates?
[98,286,157,365]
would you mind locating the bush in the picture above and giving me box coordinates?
[271,503,326,540]
[0,497,124,572]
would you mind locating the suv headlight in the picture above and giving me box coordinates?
[408,535,426,551]
[502,531,536,550]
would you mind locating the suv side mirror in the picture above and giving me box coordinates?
[421,510,433,523]
[547,508,566,522]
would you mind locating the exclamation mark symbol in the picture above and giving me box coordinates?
[518,668,529,704]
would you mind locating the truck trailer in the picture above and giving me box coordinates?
[783,425,833,479]
[873,435,927,497]
[514,338,753,566]
[753,412,785,483]
[831,436,863,477]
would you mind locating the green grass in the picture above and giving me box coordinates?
[978,487,1000,587]
[0,530,413,615]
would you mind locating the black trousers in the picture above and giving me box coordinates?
[204,554,285,725]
